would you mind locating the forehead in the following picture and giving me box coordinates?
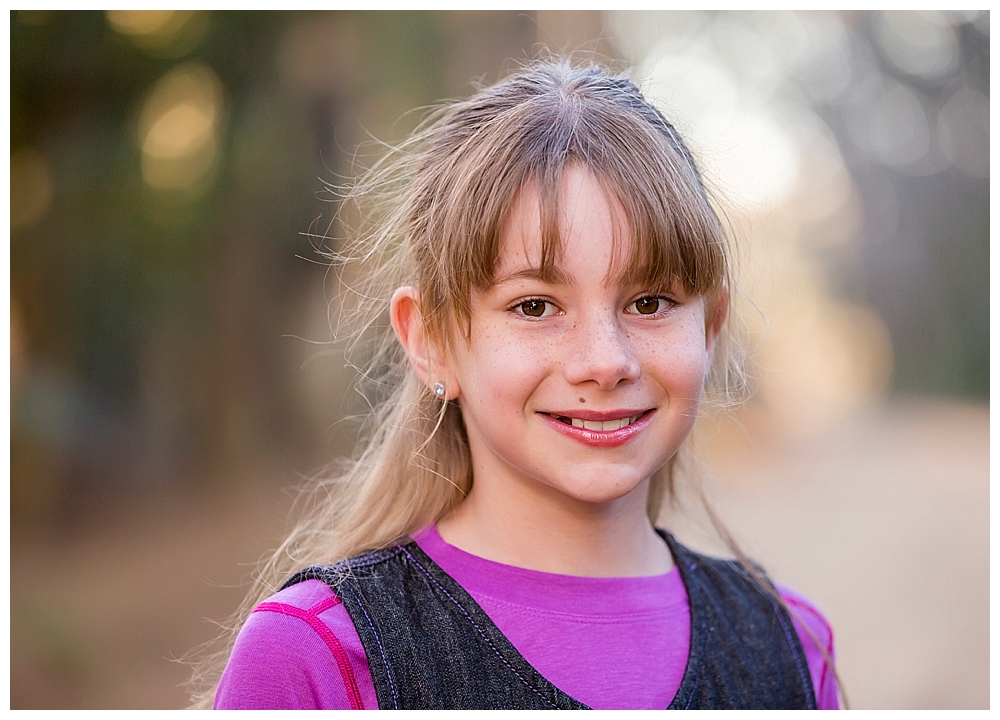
[495,166,635,286]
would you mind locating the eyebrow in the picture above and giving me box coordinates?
[491,265,572,286]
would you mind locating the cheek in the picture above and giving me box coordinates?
[653,338,710,446]
[461,323,549,403]
[643,324,711,391]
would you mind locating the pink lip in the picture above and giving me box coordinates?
[542,408,647,422]
[538,409,654,448]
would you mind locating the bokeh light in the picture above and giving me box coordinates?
[106,10,209,56]
[137,63,225,193]
[874,11,961,80]
[865,81,934,172]
[107,10,177,37]
[938,86,990,179]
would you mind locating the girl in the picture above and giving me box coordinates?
[200,59,839,710]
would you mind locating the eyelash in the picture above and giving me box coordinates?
[509,297,558,319]
[625,295,678,316]
[507,295,677,319]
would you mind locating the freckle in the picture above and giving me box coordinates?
[579,397,586,404]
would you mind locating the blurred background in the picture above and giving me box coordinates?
[9,11,988,709]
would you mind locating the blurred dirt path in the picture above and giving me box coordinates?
[11,479,298,709]
[10,399,989,708]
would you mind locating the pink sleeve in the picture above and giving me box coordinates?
[214,579,378,710]
[778,585,839,710]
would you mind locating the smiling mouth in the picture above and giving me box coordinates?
[547,412,646,432]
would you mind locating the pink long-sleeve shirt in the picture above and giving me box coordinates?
[216,526,838,709]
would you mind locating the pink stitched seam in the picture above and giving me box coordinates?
[783,595,835,695]
[254,596,364,710]
[309,594,342,615]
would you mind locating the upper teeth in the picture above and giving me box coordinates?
[563,414,641,431]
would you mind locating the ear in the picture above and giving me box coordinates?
[705,285,729,357]
[390,286,460,399]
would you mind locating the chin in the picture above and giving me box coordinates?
[554,473,651,507]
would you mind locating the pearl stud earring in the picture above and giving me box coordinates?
[433,382,446,398]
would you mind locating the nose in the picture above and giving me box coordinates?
[562,310,641,390]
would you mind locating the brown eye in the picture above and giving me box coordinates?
[520,299,548,317]
[633,297,660,315]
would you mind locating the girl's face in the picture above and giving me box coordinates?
[445,166,721,512]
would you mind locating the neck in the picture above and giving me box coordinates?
[436,475,672,578]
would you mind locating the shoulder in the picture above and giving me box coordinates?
[285,546,409,588]
[777,584,839,710]
[665,539,832,651]
[777,584,834,651]
[214,579,375,710]
[665,535,839,708]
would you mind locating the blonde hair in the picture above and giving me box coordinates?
[188,57,750,708]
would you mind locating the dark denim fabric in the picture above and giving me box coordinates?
[283,531,816,709]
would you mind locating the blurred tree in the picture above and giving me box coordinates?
[813,12,989,398]
[10,10,545,530]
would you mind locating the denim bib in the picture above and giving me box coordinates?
[283,531,816,709]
